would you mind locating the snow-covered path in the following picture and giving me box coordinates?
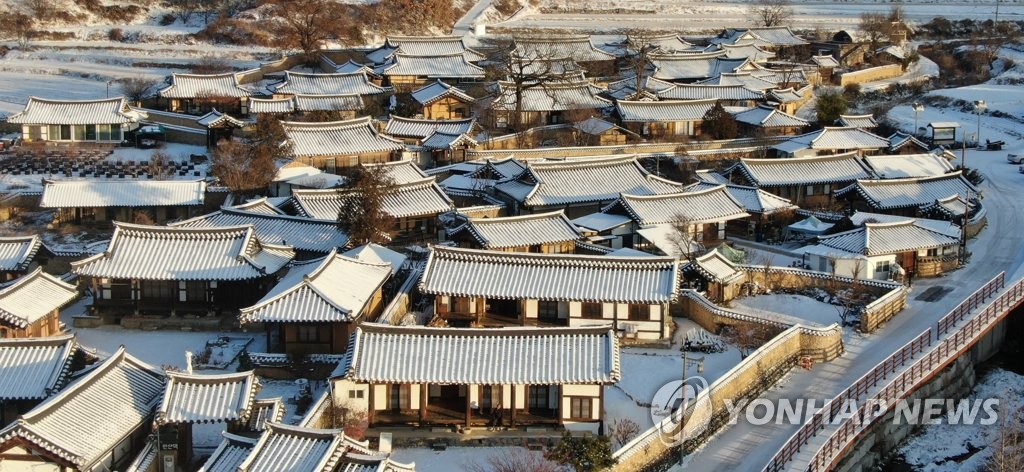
[681,131,1024,471]
[452,0,494,35]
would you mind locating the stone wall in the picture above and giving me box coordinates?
[838,64,904,86]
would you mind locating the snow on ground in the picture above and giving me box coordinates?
[728,293,843,327]
[259,378,329,424]
[391,446,536,472]
[897,368,1024,472]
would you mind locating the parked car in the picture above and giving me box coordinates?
[1019,164,1024,174]
[1008,153,1024,164]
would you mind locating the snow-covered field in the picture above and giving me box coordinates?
[729,293,844,327]
[391,446,536,472]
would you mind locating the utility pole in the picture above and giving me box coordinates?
[679,352,705,465]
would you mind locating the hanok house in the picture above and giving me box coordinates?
[170,207,350,259]
[731,104,809,136]
[290,177,454,239]
[727,153,874,207]
[809,55,840,83]
[648,51,752,83]
[656,83,764,107]
[269,71,393,98]
[887,131,932,155]
[493,154,685,217]
[71,223,294,320]
[834,171,981,218]
[365,34,484,65]
[411,80,475,119]
[773,126,890,158]
[686,179,798,241]
[378,53,486,90]
[802,214,962,279]
[40,179,206,225]
[239,250,395,356]
[489,80,612,129]
[383,116,478,165]
[837,114,879,130]
[230,422,411,472]
[615,99,717,138]
[572,117,640,146]
[331,323,621,433]
[281,117,406,172]
[683,248,747,302]
[599,184,750,256]
[0,268,79,339]
[695,72,778,92]
[0,347,165,472]
[0,235,43,281]
[421,245,678,339]
[0,334,78,425]
[446,210,583,253]
[861,152,955,179]
[249,94,365,120]
[7,96,145,144]
[159,72,253,115]
[155,370,260,470]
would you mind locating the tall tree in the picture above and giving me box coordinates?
[118,76,160,103]
[749,0,793,28]
[264,0,351,66]
[481,36,559,132]
[701,102,739,140]
[336,165,397,245]
[815,88,847,126]
[210,115,291,195]
[618,29,660,100]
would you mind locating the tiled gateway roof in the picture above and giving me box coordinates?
[450,210,583,249]
[837,114,878,129]
[8,96,144,125]
[157,371,260,425]
[291,177,454,220]
[605,184,750,226]
[367,35,482,63]
[0,347,165,470]
[616,99,717,122]
[240,250,392,324]
[171,208,349,254]
[72,223,294,281]
[0,334,77,401]
[816,219,960,256]
[688,249,744,283]
[271,71,392,96]
[0,235,42,272]
[159,73,252,99]
[39,179,206,208]
[834,172,979,211]
[335,323,621,385]
[495,155,685,207]
[0,268,78,329]
[420,245,678,304]
[282,117,405,158]
[730,153,874,187]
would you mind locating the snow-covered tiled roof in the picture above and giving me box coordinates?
[199,433,259,472]
[731,153,874,187]
[888,131,930,153]
[571,212,633,232]
[160,73,252,99]
[816,219,960,256]
[0,347,165,470]
[833,172,979,210]
[731,105,808,128]
[249,97,295,114]
[657,84,764,101]
[514,35,616,62]
[336,323,622,385]
[39,179,206,208]
[606,76,676,100]
[688,249,744,283]
[451,210,582,249]
[157,371,259,424]
[247,398,285,432]
[239,422,359,472]
[0,235,42,272]
[171,208,348,254]
[768,87,806,103]
[718,43,776,61]
[616,99,717,122]
[811,55,840,68]
[696,72,777,90]
[271,71,391,96]
[8,96,144,125]
[421,130,477,150]
[411,80,474,106]
[292,177,454,220]
[363,159,429,184]
[420,245,678,304]
[383,116,475,140]
[921,195,973,218]
[0,268,78,329]
[330,59,375,75]
[240,250,392,324]
[0,334,77,401]
[685,181,796,215]
[251,94,366,114]
[716,27,808,47]
[774,127,890,153]
[72,223,294,281]
[837,114,878,128]
[605,184,750,226]
[493,81,611,112]
[196,109,245,128]
[574,117,633,137]
[649,52,749,81]
[368,35,482,63]
[342,243,407,275]
[232,198,287,215]
[495,155,684,207]
[380,53,485,79]
[282,117,405,158]
[862,153,954,179]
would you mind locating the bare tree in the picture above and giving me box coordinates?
[609,418,642,448]
[749,0,793,28]
[211,115,291,196]
[118,76,160,103]
[265,0,353,66]
[323,399,368,440]
[618,29,660,100]
[0,9,35,48]
[191,56,233,74]
[668,213,702,261]
[721,322,779,360]
[337,165,397,245]
[465,448,561,472]
[481,36,559,132]
[167,0,204,24]
[859,11,896,50]
[986,403,1024,472]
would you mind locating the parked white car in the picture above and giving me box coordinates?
[1008,153,1024,164]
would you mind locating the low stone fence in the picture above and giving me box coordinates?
[378,266,423,325]
[838,64,903,86]
[236,54,306,84]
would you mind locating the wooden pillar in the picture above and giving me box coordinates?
[510,385,517,427]
[419,383,428,425]
[178,423,192,470]
[367,384,375,426]
[465,389,472,427]
[598,384,605,436]
[476,298,485,326]
[557,385,564,426]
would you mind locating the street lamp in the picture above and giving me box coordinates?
[911,102,924,136]
[106,79,117,98]
[973,100,986,148]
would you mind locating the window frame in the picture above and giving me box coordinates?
[569,397,593,420]
[581,302,603,319]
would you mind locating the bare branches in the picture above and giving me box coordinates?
[211,115,290,195]
[465,448,560,472]
[336,165,397,245]
[118,76,160,102]
[668,213,702,261]
[481,36,561,132]
[749,0,793,28]
[609,418,642,448]
[265,0,357,66]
